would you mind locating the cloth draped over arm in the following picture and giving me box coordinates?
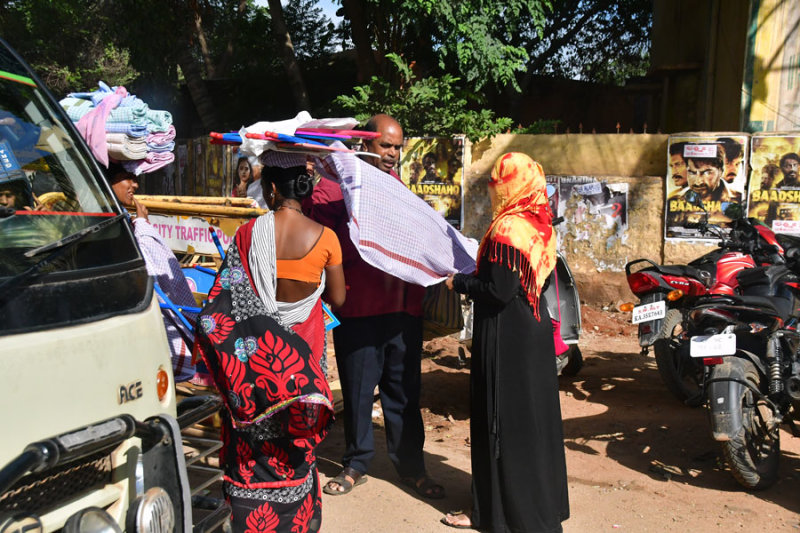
[314,148,478,287]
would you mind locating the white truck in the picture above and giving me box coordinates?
[0,38,225,532]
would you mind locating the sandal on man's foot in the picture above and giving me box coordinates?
[440,510,474,530]
[323,466,367,496]
[402,474,446,499]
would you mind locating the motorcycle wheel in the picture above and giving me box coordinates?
[559,346,583,377]
[653,309,704,407]
[721,362,780,490]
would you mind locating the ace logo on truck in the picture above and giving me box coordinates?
[118,380,143,404]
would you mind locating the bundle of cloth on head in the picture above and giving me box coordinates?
[231,111,479,284]
[59,81,175,174]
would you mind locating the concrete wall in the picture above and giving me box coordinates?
[462,133,722,306]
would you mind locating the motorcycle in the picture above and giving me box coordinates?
[686,251,800,489]
[624,195,787,405]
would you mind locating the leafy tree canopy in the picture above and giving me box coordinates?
[1,0,652,138]
[335,54,512,141]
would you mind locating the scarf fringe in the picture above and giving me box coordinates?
[485,241,543,321]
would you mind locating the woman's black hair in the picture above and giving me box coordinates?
[103,161,131,182]
[263,165,314,200]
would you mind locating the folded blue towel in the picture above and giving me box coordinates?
[68,81,113,106]
[119,94,147,108]
[103,123,148,137]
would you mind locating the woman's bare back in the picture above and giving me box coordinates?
[274,210,325,302]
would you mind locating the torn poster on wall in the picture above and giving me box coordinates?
[552,176,628,262]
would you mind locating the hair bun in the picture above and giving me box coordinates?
[295,173,314,198]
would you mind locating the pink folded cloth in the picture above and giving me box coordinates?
[123,151,175,175]
[146,125,176,145]
[75,86,128,167]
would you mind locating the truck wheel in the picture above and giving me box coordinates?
[721,363,780,490]
[653,309,703,406]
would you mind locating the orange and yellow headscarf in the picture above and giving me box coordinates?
[477,152,556,320]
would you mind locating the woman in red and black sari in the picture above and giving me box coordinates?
[195,151,345,533]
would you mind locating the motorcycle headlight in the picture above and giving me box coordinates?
[64,507,121,533]
[126,487,175,533]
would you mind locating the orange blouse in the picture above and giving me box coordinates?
[276,226,342,283]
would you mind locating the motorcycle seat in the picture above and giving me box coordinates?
[729,294,794,321]
[653,264,708,281]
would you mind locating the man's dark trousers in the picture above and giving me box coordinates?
[332,312,425,478]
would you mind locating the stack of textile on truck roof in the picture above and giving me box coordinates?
[59,81,176,175]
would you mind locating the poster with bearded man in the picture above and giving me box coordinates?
[746,133,800,234]
[664,133,749,240]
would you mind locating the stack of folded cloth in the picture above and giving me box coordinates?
[59,81,176,175]
[123,151,175,175]
[106,133,148,160]
[146,125,176,152]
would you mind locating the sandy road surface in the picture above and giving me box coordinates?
[318,307,800,532]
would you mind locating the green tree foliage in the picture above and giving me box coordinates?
[0,0,138,93]
[520,0,652,85]
[0,0,652,139]
[334,0,651,137]
[284,0,338,62]
[340,0,551,93]
[335,54,512,141]
[431,1,550,91]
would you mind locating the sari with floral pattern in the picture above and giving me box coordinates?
[194,215,333,533]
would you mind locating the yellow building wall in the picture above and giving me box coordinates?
[462,133,729,305]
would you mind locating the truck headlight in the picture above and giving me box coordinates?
[126,487,175,533]
[64,507,121,533]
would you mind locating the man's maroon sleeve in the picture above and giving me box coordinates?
[308,176,345,228]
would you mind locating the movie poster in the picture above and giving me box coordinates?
[664,134,749,240]
[556,176,628,248]
[746,133,800,234]
[399,137,464,229]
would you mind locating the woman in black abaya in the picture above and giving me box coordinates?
[443,152,569,532]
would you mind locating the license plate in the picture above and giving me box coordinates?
[690,333,736,358]
[631,300,666,324]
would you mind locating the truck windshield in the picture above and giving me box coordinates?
[0,41,148,335]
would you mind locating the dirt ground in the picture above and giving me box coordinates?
[317,305,800,532]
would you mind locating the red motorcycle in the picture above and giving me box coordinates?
[683,202,800,488]
[625,197,787,405]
